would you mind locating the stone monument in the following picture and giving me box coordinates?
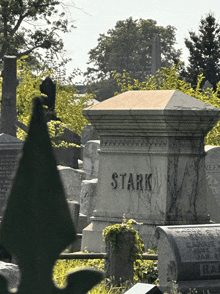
[81,90,220,252]
[0,133,23,218]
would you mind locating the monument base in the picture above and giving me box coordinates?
[81,214,210,252]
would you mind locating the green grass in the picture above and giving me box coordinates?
[52,257,158,293]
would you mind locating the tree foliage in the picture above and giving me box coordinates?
[86,17,181,80]
[85,17,182,101]
[0,0,76,60]
[113,64,220,146]
[185,13,220,90]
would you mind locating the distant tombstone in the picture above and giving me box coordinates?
[202,80,213,90]
[80,179,98,220]
[156,224,220,293]
[205,145,220,222]
[53,146,81,169]
[83,140,100,179]
[0,261,20,291]
[57,166,86,203]
[0,134,23,218]
[81,124,99,145]
[1,56,18,137]
[151,35,161,76]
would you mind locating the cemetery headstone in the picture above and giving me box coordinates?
[80,178,98,221]
[83,140,100,179]
[156,224,220,293]
[205,145,220,222]
[81,124,99,145]
[1,56,18,137]
[0,261,20,291]
[57,166,86,203]
[202,80,213,90]
[0,133,23,218]
[81,90,220,252]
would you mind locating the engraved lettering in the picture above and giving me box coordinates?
[111,172,118,189]
[120,173,126,189]
[136,174,143,190]
[145,174,152,191]
[200,263,220,276]
[127,173,135,190]
[111,172,153,191]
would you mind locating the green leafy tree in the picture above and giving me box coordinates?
[113,64,220,146]
[85,17,182,101]
[0,0,76,60]
[185,13,220,90]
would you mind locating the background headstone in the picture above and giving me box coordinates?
[0,133,23,218]
[83,140,100,179]
[81,124,99,145]
[0,261,20,291]
[57,166,86,203]
[80,179,98,221]
[156,224,220,293]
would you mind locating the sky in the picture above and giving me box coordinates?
[60,0,220,83]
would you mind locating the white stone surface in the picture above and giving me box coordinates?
[0,261,20,291]
[57,166,86,202]
[83,140,100,179]
[80,179,98,220]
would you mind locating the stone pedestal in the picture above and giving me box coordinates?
[81,90,220,252]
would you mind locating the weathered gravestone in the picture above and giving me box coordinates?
[57,165,86,203]
[155,224,220,293]
[81,90,220,252]
[83,140,100,179]
[81,124,99,145]
[0,133,23,218]
[1,56,18,137]
[205,145,220,223]
[80,178,98,221]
